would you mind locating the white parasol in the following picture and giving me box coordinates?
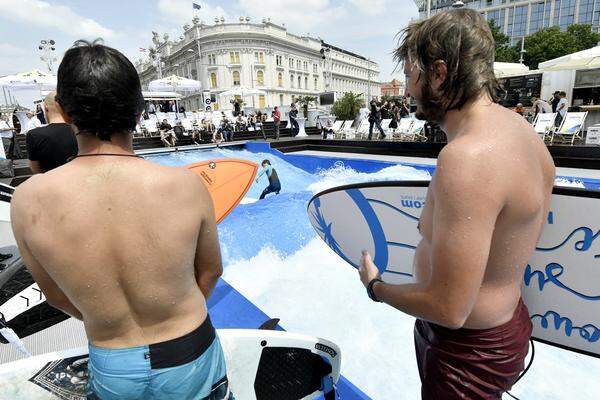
[0,69,57,92]
[219,86,266,97]
[148,75,202,92]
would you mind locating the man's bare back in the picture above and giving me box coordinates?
[11,156,222,348]
[415,103,555,329]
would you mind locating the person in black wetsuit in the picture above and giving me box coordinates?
[255,159,281,200]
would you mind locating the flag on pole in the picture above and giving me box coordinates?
[193,2,201,10]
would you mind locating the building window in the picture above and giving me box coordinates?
[280,94,284,106]
[291,74,294,88]
[254,51,265,64]
[257,70,264,86]
[529,2,545,34]
[278,72,283,87]
[208,54,216,65]
[210,73,217,88]
[303,61,308,71]
[298,76,301,89]
[233,71,240,86]
[276,55,282,66]
[297,60,301,69]
[259,94,266,108]
[305,77,308,89]
[314,77,318,90]
[289,58,294,68]
[230,52,240,64]
[313,64,318,73]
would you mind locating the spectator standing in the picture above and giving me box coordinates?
[289,102,299,136]
[550,91,561,113]
[390,101,400,130]
[531,97,552,119]
[35,103,46,125]
[26,92,78,174]
[368,100,385,140]
[272,106,281,140]
[555,91,568,127]
[148,102,156,114]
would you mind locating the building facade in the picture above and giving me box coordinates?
[136,16,381,112]
[381,79,405,97]
[414,0,600,45]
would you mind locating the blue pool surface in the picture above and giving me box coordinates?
[144,143,600,400]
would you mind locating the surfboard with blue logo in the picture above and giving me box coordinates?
[308,181,600,359]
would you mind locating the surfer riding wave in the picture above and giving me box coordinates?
[256,159,281,200]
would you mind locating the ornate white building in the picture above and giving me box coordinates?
[136,16,381,112]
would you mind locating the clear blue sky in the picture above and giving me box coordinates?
[0,0,417,108]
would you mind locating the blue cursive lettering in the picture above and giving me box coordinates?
[524,264,600,301]
[531,310,600,343]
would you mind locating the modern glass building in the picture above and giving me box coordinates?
[414,0,600,45]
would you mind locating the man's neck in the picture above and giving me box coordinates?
[76,133,134,155]
[439,95,495,142]
[46,114,66,124]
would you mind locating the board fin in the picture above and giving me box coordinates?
[258,318,280,330]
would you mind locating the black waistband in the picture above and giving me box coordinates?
[149,315,216,369]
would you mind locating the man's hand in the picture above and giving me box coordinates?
[359,250,381,288]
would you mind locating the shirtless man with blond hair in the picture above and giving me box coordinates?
[11,40,230,400]
[358,9,555,399]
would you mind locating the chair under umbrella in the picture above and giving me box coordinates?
[0,69,57,93]
[148,75,202,92]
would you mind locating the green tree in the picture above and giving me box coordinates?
[489,20,519,63]
[567,24,600,51]
[331,92,364,121]
[296,95,317,118]
[522,26,577,69]
[522,24,600,69]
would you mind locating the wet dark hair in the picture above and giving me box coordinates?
[262,159,271,166]
[394,9,500,117]
[56,39,144,141]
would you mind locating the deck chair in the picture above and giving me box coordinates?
[341,120,356,139]
[331,120,345,139]
[532,113,556,142]
[393,118,414,141]
[409,119,427,141]
[551,112,588,145]
[356,119,370,140]
[143,120,159,137]
[380,119,392,139]
[180,119,194,135]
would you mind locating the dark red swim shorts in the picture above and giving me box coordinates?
[414,298,532,399]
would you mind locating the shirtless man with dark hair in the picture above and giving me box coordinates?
[11,40,230,400]
[358,9,555,399]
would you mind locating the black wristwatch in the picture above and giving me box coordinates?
[367,277,384,302]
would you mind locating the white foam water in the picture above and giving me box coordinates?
[223,239,600,400]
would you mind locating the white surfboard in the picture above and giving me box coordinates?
[0,182,15,248]
[308,181,600,359]
[0,329,341,400]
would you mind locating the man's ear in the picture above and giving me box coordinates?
[430,60,447,92]
[56,100,72,124]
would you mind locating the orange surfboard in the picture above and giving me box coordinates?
[185,158,258,224]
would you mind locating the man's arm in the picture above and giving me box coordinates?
[192,177,223,299]
[10,187,83,320]
[362,148,504,329]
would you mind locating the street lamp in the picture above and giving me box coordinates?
[38,39,57,72]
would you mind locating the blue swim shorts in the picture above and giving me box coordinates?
[86,315,229,400]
